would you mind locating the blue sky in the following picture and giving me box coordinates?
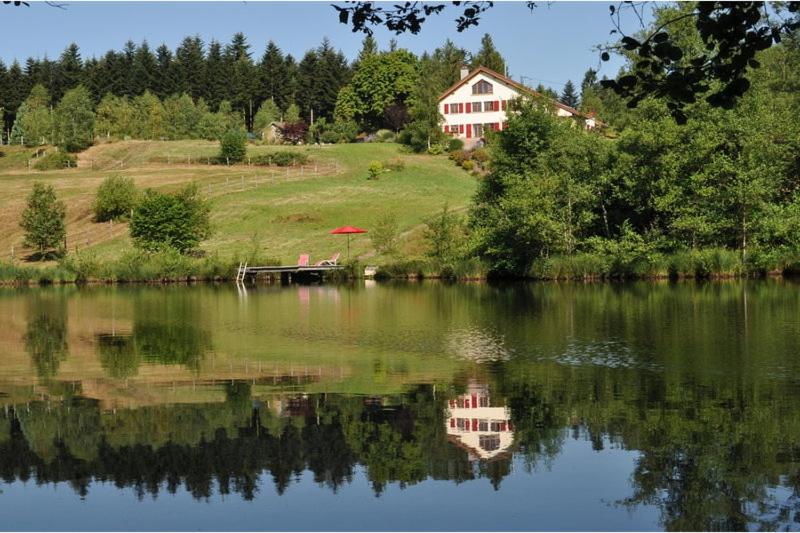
[0,1,650,92]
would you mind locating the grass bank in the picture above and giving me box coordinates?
[0,141,476,267]
[528,248,799,281]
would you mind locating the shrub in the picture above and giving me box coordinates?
[367,160,384,180]
[426,143,445,155]
[219,128,247,164]
[319,131,342,144]
[447,138,464,152]
[20,182,66,258]
[370,211,400,256]
[250,151,308,166]
[129,184,211,253]
[93,175,138,222]
[424,203,465,263]
[448,150,469,165]
[272,151,308,166]
[461,159,475,171]
[375,129,395,142]
[59,249,103,282]
[33,151,77,170]
[384,158,405,171]
[470,148,490,163]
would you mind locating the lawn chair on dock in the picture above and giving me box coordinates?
[315,252,340,266]
[298,254,310,267]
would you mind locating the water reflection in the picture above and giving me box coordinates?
[446,380,513,461]
[0,282,799,530]
[24,292,69,379]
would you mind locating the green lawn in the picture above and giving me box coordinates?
[0,140,476,266]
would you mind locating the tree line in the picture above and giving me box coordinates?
[463,10,800,277]
[0,32,523,146]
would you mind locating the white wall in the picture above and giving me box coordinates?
[439,72,520,139]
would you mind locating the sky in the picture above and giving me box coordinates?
[0,1,652,93]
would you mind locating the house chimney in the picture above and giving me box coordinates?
[460,65,470,80]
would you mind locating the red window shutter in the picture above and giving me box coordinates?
[444,104,449,114]
[466,102,472,113]
[503,121,509,129]
[459,103,464,113]
[459,124,464,134]
[450,419,455,428]
[472,419,478,431]
[443,125,448,133]
[466,124,472,138]
[495,100,500,111]
[471,394,478,408]
[494,123,499,131]
[501,100,507,111]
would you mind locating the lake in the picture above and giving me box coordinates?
[1,281,799,531]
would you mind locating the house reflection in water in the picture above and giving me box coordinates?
[446,381,514,461]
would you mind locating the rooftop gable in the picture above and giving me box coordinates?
[438,66,594,121]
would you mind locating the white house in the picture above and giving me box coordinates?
[438,66,599,147]
[446,381,514,461]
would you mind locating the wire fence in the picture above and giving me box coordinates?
[1,159,342,262]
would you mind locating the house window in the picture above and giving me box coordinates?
[479,434,501,452]
[472,101,483,113]
[449,103,460,114]
[473,124,483,137]
[479,396,489,407]
[472,80,493,95]
[484,101,494,112]
[478,420,489,432]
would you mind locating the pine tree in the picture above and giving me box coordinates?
[224,33,256,130]
[5,61,27,133]
[204,40,228,109]
[55,43,83,101]
[432,39,468,87]
[154,44,178,99]
[257,41,290,110]
[355,35,378,66]
[297,39,350,122]
[129,41,158,96]
[471,34,506,74]
[120,40,137,97]
[560,80,579,109]
[175,36,206,100]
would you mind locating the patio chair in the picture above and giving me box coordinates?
[298,254,310,267]
[315,252,340,266]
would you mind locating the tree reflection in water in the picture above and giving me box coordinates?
[0,370,799,529]
[24,292,69,380]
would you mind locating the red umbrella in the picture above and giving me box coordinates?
[330,226,367,261]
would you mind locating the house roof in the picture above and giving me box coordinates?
[437,66,595,122]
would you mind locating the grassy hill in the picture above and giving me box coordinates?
[0,141,476,267]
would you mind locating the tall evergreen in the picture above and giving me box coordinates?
[4,61,27,133]
[353,35,378,69]
[175,36,206,100]
[471,33,506,74]
[297,38,350,122]
[204,40,228,109]
[129,41,158,96]
[120,40,137,97]
[431,39,468,87]
[560,80,579,108]
[224,32,256,129]
[257,41,290,110]
[154,44,177,99]
[55,43,83,101]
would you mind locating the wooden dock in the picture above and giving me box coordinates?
[236,262,344,284]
